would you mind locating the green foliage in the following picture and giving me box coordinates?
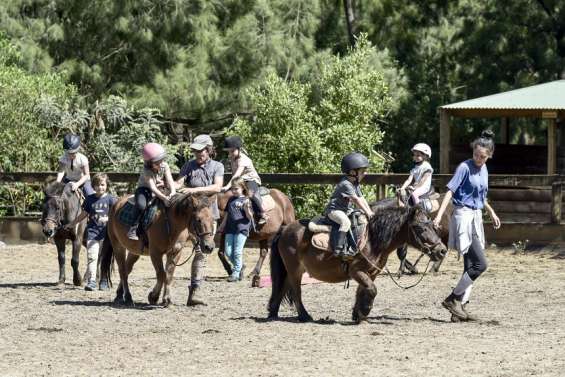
[231,36,392,217]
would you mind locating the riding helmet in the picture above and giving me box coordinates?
[63,134,81,153]
[224,135,243,150]
[411,143,432,158]
[341,152,370,174]
[142,143,167,162]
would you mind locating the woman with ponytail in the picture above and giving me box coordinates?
[434,130,501,322]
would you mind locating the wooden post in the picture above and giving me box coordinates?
[551,181,562,224]
[548,118,557,174]
[500,118,509,144]
[439,109,451,174]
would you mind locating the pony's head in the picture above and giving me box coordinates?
[405,206,447,261]
[369,205,446,262]
[174,193,216,253]
[41,181,69,238]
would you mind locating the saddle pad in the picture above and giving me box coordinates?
[262,195,276,213]
[117,201,159,229]
[310,226,369,254]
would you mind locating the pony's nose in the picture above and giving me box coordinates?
[202,241,215,254]
[43,229,55,238]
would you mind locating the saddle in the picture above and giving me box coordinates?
[307,211,369,256]
[397,187,439,213]
[118,196,160,230]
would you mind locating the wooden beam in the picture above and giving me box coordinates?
[548,118,557,174]
[551,182,562,224]
[500,118,509,144]
[440,109,451,174]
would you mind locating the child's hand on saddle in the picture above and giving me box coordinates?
[178,187,194,195]
[162,196,171,207]
[432,217,441,229]
[70,182,79,191]
[366,210,374,218]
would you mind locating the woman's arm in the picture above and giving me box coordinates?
[484,201,501,229]
[433,190,453,227]
[222,166,244,192]
[185,175,224,194]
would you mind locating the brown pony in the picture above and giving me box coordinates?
[268,205,447,323]
[217,188,295,286]
[40,181,86,286]
[99,193,216,307]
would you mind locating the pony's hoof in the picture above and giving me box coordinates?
[57,280,65,287]
[98,280,110,291]
[298,314,313,323]
[251,275,260,288]
[73,275,82,287]
[161,298,172,307]
[148,292,159,305]
[113,296,124,306]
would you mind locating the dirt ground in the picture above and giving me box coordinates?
[1,242,564,377]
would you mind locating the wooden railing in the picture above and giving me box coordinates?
[1,172,565,223]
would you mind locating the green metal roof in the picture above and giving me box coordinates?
[441,80,565,110]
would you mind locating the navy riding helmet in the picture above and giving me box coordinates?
[224,135,243,150]
[341,152,369,174]
[63,134,81,152]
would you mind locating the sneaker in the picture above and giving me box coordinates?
[238,265,246,281]
[227,275,239,282]
[127,225,139,240]
[84,281,96,291]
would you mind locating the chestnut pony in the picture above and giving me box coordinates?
[99,192,216,306]
[217,188,295,286]
[268,205,447,323]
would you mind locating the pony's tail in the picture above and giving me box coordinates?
[99,229,115,287]
[268,228,292,315]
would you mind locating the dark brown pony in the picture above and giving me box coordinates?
[268,206,447,323]
[372,195,451,274]
[217,188,295,286]
[99,193,216,306]
[41,181,86,286]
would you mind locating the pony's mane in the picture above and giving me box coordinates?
[44,181,67,198]
[172,192,212,215]
[370,197,398,212]
[368,206,413,254]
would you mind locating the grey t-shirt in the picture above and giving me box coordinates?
[324,177,363,215]
[179,158,224,219]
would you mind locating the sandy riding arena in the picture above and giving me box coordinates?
[1,242,564,376]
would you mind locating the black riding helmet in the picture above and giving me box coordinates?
[63,134,81,153]
[224,135,243,150]
[341,152,370,175]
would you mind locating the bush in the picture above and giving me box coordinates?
[231,36,392,217]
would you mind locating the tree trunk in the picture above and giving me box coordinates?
[343,0,356,47]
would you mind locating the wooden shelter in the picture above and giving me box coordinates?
[439,80,565,174]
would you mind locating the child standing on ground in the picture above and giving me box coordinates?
[128,143,176,240]
[324,152,374,257]
[399,143,433,209]
[219,178,252,282]
[66,173,116,291]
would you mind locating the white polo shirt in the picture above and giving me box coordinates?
[59,152,89,181]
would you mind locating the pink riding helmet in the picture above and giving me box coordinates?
[142,143,166,162]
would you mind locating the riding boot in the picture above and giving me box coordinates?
[127,223,139,241]
[186,286,206,306]
[442,293,468,321]
[333,231,348,257]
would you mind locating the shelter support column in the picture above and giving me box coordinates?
[439,109,451,174]
[500,118,509,144]
[551,182,562,224]
[548,118,556,175]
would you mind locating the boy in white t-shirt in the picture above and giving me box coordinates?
[56,134,94,196]
[399,143,433,209]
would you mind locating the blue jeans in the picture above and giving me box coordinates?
[224,233,247,278]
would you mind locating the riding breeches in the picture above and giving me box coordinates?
[327,210,351,232]
[245,180,264,216]
[132,187,152,223]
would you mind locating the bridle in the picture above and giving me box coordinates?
[42,195,66,232]
[173,198,215,267]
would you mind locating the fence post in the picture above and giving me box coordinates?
[551,181,562,224]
